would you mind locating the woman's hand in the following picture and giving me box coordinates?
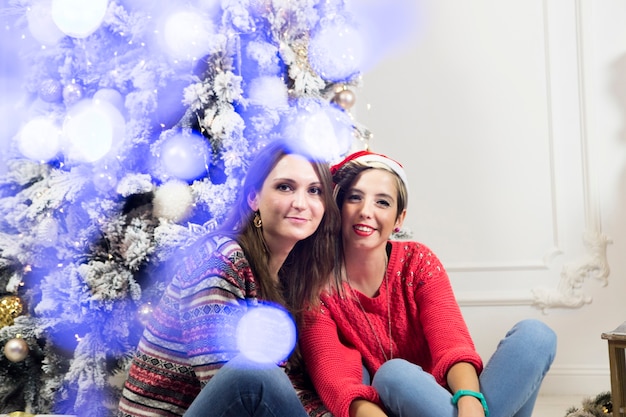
[457,395,486,417]
[349,399,388,417]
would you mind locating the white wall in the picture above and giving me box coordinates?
[355,0,626,396]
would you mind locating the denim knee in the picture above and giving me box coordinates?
[513,319,557,359]
[374,359,432,390]
[229,363,291,392]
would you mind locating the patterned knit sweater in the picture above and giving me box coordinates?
[117,235,329,417]
[299,240,483,417]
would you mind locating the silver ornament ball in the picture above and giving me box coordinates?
[39,78,63,103]
[63,83,84,106]
[4,338,29,362]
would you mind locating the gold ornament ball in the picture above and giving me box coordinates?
[0,295,24,328]
[4,338,29,362]
[334,89,356,110]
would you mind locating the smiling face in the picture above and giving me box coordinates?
[248,153,326,256]
[341,168,406,253]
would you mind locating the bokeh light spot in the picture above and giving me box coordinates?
[308,22,364,82]
[51,0,108,39]
[17,117,62,162]
[162,10,215,61]
[236,304,296,364]
[285,102,354,162]
[63,99,126,163]
[27,0,66,45]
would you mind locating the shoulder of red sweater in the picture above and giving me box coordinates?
[389,239,434,255]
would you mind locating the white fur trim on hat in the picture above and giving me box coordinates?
[351,153,409,191]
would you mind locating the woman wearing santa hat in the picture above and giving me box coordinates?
[299,150,557,417]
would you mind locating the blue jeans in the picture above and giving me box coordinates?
[371,319,557,417]
[183,356,308,417]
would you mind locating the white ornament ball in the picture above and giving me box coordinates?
[152,180,194,223]
[93,88,125,113]
[4,338,29,362]
[36,216,59,247]
[160,132,210,181]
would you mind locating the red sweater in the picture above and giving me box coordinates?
[299,241,483,417]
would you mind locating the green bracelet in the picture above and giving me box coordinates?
[451,390,489,417]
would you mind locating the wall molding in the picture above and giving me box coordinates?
[456,0,613,311]
[530,0,612,311]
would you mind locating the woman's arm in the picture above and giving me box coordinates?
[299,306,382,417]
[447,362,486,417]
[349,399,388,417]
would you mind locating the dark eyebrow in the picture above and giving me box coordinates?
[271,178,323,188]
[348,186,395,201]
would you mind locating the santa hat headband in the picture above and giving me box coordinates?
[331,150,409,191]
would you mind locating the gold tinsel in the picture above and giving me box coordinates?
[0,295,24,328]
[8,412,35,417]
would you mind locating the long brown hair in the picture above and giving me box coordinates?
[218,139,340,321]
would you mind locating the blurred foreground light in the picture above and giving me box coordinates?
[162,10,215,61]
[236,304,296,364]
[286,102,354,162]
[345,0,422,71]
[308,21,364,82]
[17,117,62,162]
[63,99,126,163]
[248,76,289,109]
[27,0,66,45]
[51,0,108,39]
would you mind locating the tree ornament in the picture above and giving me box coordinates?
[4,337,29,362]
[36,216,59,247]
[39,78,63,103]
[62,82,84,106]
[0,295,24,328]
[152,180,194,222]
[136,302,153,327]
[159,130,211,181]
[333,87,356,110]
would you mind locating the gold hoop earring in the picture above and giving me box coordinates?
[253,211,262,228]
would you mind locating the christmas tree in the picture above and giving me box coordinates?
[0,0,414,415]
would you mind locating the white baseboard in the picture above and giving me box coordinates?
[539,365,612,396]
